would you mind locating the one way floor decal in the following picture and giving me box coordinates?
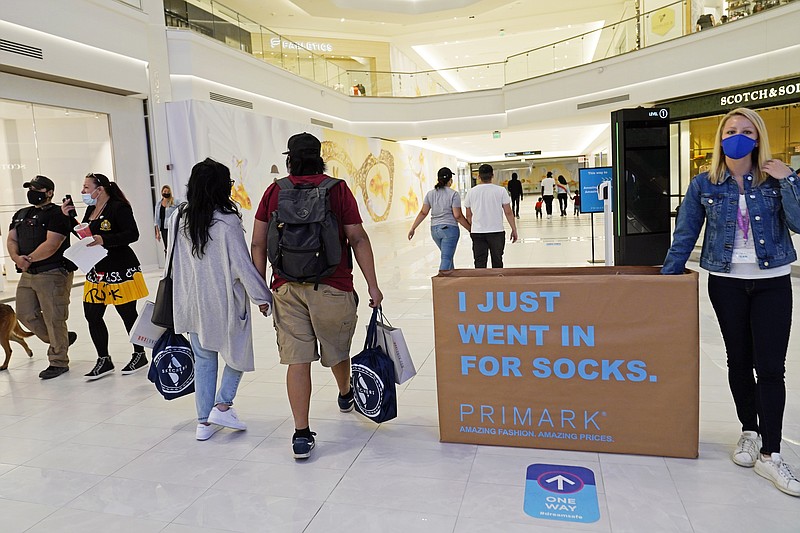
[523,463,600,523]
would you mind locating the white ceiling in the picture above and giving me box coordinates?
[219,0,655,161]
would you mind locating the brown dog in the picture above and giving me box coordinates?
[0,303,34,371]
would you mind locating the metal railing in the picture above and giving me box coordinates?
[164,0,349,89]
[163,0,793,98]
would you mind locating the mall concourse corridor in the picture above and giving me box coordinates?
[1,200,800,533]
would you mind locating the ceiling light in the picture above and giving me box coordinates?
[340,18,345,22]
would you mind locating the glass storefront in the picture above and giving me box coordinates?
[0,98,114,280]
[687,105,800,177]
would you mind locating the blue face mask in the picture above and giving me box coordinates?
[82,192,97,206]
[721,134,757,160]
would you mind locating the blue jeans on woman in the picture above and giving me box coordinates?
[189,332,244,423]
[431,224,460,270]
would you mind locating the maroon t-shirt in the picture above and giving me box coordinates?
[255,174,362,291]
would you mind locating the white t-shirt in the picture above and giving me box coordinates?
[541,177,555,196]
[463,183,510,233]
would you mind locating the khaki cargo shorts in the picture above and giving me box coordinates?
[273,282,358,367]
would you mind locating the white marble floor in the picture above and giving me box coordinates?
[2,202,800,532]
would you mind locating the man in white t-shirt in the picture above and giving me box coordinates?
[540,171,556,219]
[463,164,518,268]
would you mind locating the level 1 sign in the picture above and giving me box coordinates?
[524,463,600,523]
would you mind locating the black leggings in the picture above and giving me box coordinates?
[708,274,792,454]
[557,193,568,215]
[84,301,142,359]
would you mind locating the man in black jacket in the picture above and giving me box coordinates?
[6,175,76,379]
[507,172,524,218]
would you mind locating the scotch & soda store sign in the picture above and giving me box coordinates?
[664,76,800,120]
[433,266,699,458]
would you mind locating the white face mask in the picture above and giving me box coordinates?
[82,190,98,206]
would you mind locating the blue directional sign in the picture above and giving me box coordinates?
[523,463,600,523]
[579,167,613,214]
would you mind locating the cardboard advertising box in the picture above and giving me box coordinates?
[433,266,699,458]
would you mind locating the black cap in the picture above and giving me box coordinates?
[283,132,321,156]
[23,175,55,191]
[437,167,454,180]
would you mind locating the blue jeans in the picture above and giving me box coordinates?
[431,224,460,270]
[189,333,244,423]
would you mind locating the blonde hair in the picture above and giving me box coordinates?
[708,107,772,186]
[161,184,175,207]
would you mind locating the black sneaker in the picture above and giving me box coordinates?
[292,431,317,459]
[121,352,148,375]
[68,331,77,346]
[39,366,69,380]
[337,387,354,412]
[84,357,114,381]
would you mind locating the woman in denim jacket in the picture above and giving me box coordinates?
[663,107,800,497]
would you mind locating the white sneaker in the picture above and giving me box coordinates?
[754,453,800,497]
[196,423,222,441]
[732,431,761,467]
[207,406,247,430]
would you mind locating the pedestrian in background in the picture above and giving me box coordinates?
[507,172,523,219]
[6,175,76,379]
[408,166,471,270]
[154,184,177,254]
[540,171,555,219]
[464,163,518,268]
[65,173,149,380]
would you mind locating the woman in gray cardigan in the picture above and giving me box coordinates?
[169,158,272,441]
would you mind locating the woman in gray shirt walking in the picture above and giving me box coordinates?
[169,158,272,441]
[407,167,471,270]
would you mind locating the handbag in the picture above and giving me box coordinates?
[352,307,397,423]
[129,301,166,349]
[376,308,416,384]
[151,206,183,329]
[148,329,195,400]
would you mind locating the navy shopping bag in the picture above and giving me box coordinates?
[148,329,195,400]
[351,307,397,423]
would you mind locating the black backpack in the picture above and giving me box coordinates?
[267,177,343,287]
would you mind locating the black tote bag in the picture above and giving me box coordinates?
[151,206,183,329]
[352,307,397,423]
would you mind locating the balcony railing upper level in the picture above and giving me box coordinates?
[163,0,795,98]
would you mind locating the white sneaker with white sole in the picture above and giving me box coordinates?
[732,430,761,467]
[196,423,222,441]
[207,406,247,430]
[754,452,800,497]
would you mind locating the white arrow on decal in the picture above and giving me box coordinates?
[545,474,576,491]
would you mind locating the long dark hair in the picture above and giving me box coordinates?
[184,158,240,258]
[87,173,130,205]
[288,154,325,176]
[558,175,567,185]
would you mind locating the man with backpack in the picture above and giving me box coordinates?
[251,132,383,459]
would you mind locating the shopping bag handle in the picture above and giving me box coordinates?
[364,306,380,350]
[376,306,393,328]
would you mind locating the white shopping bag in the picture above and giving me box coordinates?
[129,301,166,349]
[376,310,416,384]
